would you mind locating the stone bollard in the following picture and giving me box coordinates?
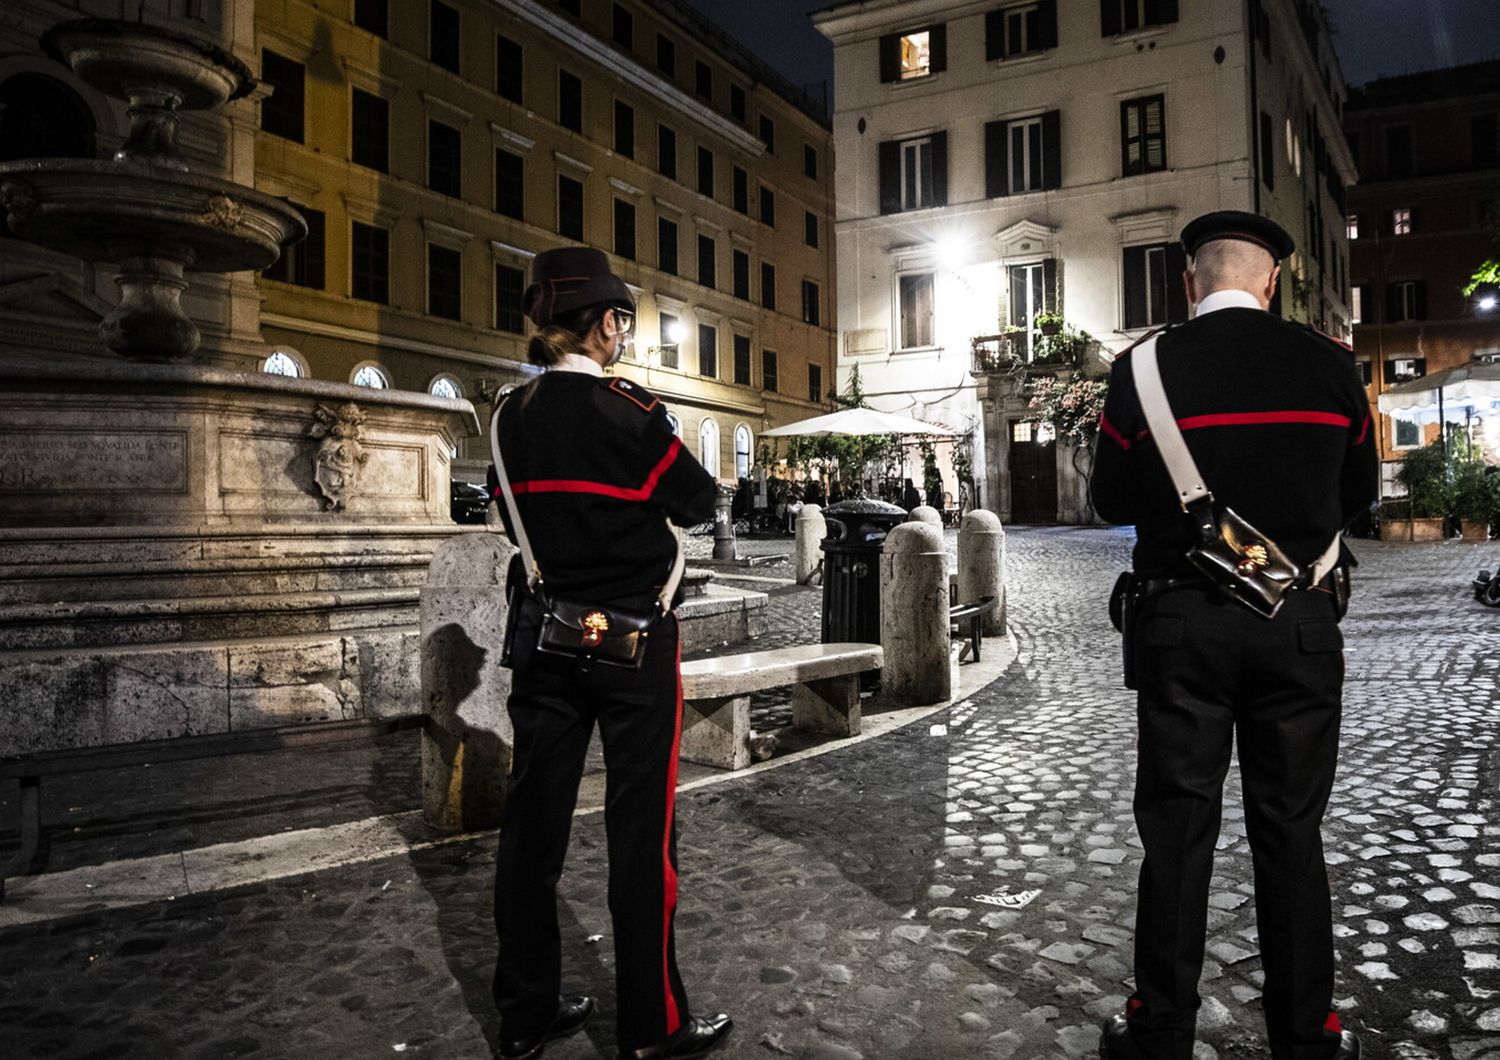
[907,505,942,528]
[712,485,736,560]
[880,521,952,706]
[420,532,517,832]
[958,509,1007,635]
[794,502,826,584]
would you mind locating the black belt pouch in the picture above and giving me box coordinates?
[1109,571,1140,690]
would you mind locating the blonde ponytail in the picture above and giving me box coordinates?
[527,325,576,368]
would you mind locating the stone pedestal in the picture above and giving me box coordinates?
[907,505,943,528]
[958,509,1007,635]
[793,503,825,585]
[420,533,515,832]
[0,356,478,756]
[879,522,951,707]
[679,694,751,771]
[791,674,861,736]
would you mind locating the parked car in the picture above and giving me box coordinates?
[451,480,491,524]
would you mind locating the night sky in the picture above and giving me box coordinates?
[680,0,1500,101]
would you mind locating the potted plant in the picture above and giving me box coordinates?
[1382,440,1450,541]
[1450,445,1496,541]
[1034,310,1064,336]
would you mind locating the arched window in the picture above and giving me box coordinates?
[734,424,752,479]
[0,74,95,163]
[352,362,390,389]
[429,375,462,400]
[698,418,720,478]
[665,412,681,436]
[261,350,305,377]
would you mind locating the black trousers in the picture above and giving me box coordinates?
[1129,587,1346,1060]
[493,604,689,1051]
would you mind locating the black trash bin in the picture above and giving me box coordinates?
[820,499,908,680]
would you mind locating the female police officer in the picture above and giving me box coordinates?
[489,247,730,1060]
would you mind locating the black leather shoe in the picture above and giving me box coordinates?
[497,995,595,1060]
[1098,1015,1151,1060]
[1332,1031,1362,1059]
[619,1013,733,1059]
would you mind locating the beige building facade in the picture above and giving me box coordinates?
[251,0,837,484]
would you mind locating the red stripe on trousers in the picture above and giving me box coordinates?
[662,634,684,1036]
[508,438,685,500]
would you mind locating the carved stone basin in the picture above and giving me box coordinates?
[41,18,255,111]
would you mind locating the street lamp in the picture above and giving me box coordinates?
[647,319,688,362]
[1479,295,1498,312]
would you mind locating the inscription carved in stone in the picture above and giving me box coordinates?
[0,430,188,491]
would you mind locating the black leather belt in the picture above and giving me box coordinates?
[1138,573,1336,600]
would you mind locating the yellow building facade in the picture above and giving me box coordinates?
[252,0,837,483]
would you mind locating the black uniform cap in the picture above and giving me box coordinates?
[524,247,635,327]
[1180,210,1295,262]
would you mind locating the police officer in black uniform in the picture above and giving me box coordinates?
[490,247,731,1060]
[1091,212,1376,1060]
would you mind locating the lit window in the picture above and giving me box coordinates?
[429,376,461,400]
[353,364,390,389]
[1351,286,1363,324]
[665,411,681,435]
[899,272,934,349]
[899,31,931,79]
[734,425,752,479]
[263,351,303,377]
[1346,214,1359,240]
[1392,208,1412,235]
[901,136,935,209]
[698,418,720,477]
[1394,417,1420,448]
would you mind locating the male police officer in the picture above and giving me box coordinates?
[1092,211,1377,1060]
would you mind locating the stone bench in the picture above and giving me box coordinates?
[678,643,883,770]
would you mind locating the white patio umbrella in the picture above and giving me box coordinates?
[760,407,958,438]
[1378,361,1500,424]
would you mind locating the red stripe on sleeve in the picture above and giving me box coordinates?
[1353,413,1371,445]
[1099,413,1132,450]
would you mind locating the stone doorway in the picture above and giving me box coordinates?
[1007,419,1057,523]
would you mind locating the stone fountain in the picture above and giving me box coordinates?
[0,20,479,755]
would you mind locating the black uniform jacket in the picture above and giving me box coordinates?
[493,371,717,605]
[1091,307,1379,578]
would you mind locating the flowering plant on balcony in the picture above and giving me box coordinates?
[1025,374,1110,448]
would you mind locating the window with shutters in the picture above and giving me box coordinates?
[497,35,523,103]
[761,262,777,310]
[428,120,461,197]
[614,199,635,261]
[658,313,681,368]
[1008,262,1046,360]
[808,363,823,403]
[260,51,305,142]
[989,2,1056,59]
[658,217,678,275]
[697,145,714,197]
[427,243,462,321]
[657,34,676,78]
[558,175,583,240]
[1102,0,1179,35]
[698,323,717,377]
[762,349,779,392]
[614,100,634,157]
[1392,207,1412,235]
[559,70,582,133]
[1355,360,1372,387]
[1387,280,1423,322]
[612,4,633,48]
[760,186,776,226]
[264,205,324,288]
[898,272,935,350]
[985,112,1060,197]
[658,124,677,179]
[901,137,935,209]
[495,149,523,219]
[733,335,751,385]
[430,1,460,73]
[732,248,749,299]
[804,211,819,248]
[732,166,748,213]
[1121,95,1167,176]
[352,89,388,172]
[1346,214,1359,240]
[1386,357,1426,386]
[1351,285,1364,324]
[495,263,525,333]
[1122,242,1187,329]
[351,222,389,304]
[879,26,947,83]
[1392,415,1420,449]
[802,280,821,326]
[698,234,716,288]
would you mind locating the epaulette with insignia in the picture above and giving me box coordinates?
[604,376,660,413]
[1300,322,1354,353]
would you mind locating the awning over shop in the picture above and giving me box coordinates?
[760,407,959,438]
[1377,361,1500,423]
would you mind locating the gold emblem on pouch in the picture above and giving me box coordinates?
[1235,543,1270,577]
[581,611,611,647]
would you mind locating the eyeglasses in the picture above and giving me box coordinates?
[611,308,636,335]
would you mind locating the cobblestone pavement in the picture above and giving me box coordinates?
[2,529,1498,1059]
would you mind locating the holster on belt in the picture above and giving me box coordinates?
[1109,572,1141,690]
